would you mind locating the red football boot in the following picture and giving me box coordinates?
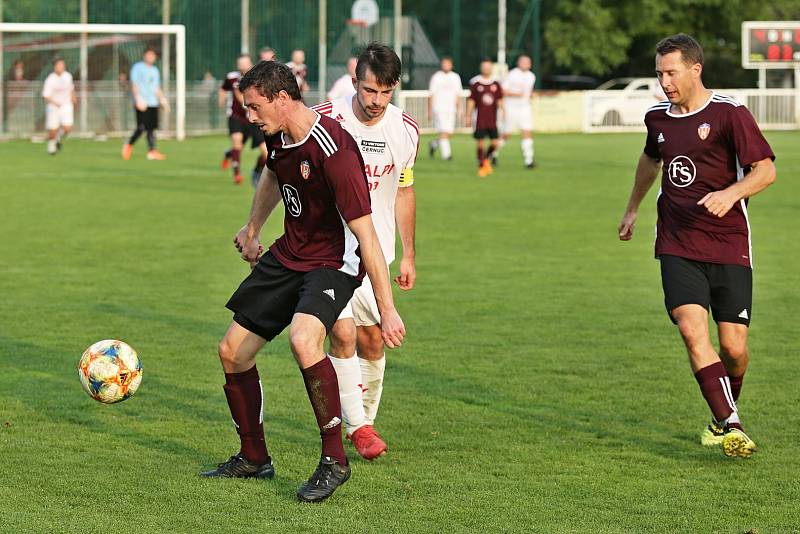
[347,425,387,460]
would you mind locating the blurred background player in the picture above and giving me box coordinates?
[259,47,276,62]
[219,53,268,186]
[327,57,357,101]
[314,43,418,460]
[286,49,310,97]
[122,48,169,161]
[500,55,536,168]
[467,58,503,177]
[618,34,776,458]
[427,56,462,161]
[41,58,76,155]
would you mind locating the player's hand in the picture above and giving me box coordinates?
[234,226,263,268]
[394,257,416,291]
[380,308,406,349]
[135,98,147,112]
[160,97,171,113]
[697,190,737,218]
[618,211,637,241]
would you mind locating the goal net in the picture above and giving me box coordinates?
[0,23,185,140]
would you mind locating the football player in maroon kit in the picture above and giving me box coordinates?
[219,54,269,186]
[467,58,503,177]
[618,34,776,458]
[200,61,406,502]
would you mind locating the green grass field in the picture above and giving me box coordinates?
[1,131,798,533]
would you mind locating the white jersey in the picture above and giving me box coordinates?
[313,95,419,265]
[327,74,356,100]
[428,70,463,113]
[502,68,535,107]
[42,71,74,106]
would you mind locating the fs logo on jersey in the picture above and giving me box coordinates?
[698,123,711,140]
[300,160,311,180]
[281,184,302,217]
[482,94,494,106]
[667,155,696,188]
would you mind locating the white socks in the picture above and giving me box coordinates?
[328,354,366,435]
[440,138,452,160]
[360,355,386,425]
[522,138,534,165]
[47,139,57,154]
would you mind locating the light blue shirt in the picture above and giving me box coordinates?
[130,61,160,107]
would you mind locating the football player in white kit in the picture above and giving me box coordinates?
[313,43,418,460]
[42,58,76,155]
[500,55,537,168]
[427,56,462,161]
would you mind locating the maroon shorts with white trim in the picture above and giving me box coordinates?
[659,255,752,326]
[226,251,361,340]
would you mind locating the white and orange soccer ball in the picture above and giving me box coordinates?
[78,340,143,404]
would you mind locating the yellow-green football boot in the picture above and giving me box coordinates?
[700,419,725,446]
[722,427,758,458]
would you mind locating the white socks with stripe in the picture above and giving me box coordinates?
[360,355,386,425]
[328,354,366,435]
[522,138,534,165]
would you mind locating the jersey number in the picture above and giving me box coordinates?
[368,181,379,191]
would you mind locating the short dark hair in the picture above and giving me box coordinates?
[656,33,704,66]
[238,60,301,101]
[238,53,252,61]
[53,57,65,66]
[356,42,401,86]
[144,47,157,56]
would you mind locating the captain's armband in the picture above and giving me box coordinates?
[399,167,415,187]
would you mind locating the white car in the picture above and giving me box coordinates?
[589,78,666,127]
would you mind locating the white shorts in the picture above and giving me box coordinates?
[46,104,74,130]
[337,274,381,327]
[502,104,533,133]
[433,110,456,134]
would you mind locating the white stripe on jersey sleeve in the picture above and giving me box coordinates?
[337,214,361,277]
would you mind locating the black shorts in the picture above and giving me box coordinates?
[473,128,499,140]
[225,251,361,341]
[135,107,159,130]
[660,255,752,326]
[228,116,265,148]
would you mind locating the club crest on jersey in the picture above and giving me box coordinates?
[300,160,311,180]
[697,123,711,140]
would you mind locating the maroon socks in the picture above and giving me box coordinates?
[694,361,739,428]
[729,373,744,402]
[301,358,347,465]
[223,365,269,464]
[231,148,241,175]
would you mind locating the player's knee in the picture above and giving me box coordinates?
[720,340,748,362]
[359,327,384,357]
[288,328,319,360]
[217,338,237,367]
[675,318,706,350]
[329,323,357,356]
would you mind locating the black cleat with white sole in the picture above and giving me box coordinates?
[200,453,275,479]
[297,455,351,502]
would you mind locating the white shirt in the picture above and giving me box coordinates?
[314,95,419,264]
[428,70,463,113]
[502,68,535,107]
[42,71,74,106]
[327,74,356,101]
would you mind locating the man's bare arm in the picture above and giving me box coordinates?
[618,152,662,241]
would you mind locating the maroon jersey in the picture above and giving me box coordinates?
[265,113,372,278]
[643,92,775,267]
[221,71,247,121]
[469,77,503,130]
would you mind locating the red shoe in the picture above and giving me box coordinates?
[121,143,133,160]
[221,153,231,169]
[347,425,387,460]
[234,173,243,185]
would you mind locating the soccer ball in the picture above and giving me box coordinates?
[78,340,143,404]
